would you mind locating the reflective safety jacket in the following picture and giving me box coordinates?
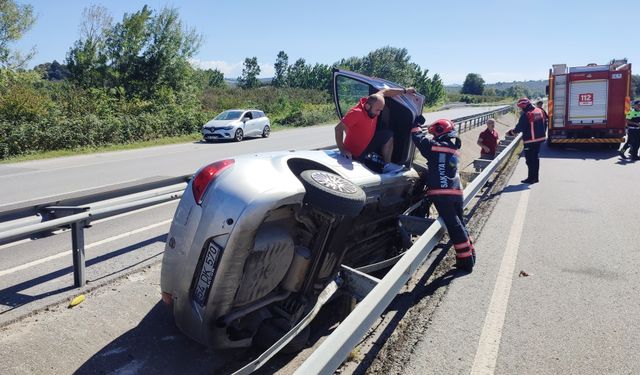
[411,130,463,197]
[626,109,640,129]
[514,107,547,143]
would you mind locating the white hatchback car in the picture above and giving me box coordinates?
[202,109,271,142]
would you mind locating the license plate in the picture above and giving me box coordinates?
[193,242,222,307]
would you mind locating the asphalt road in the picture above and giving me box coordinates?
[403,144,640,374]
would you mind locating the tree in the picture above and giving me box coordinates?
[504,84,530,98]
[205,68,224,88]
[335,46,447,105]
[483,87,497,96]
[427,73,446,106]
[309,63,331,91]
[272,50,288,87]
[461,73,485,95]
[67,5,202,98]
[287,58,310,88]
[632,74,640,98]
[33,60,71,81]
[66,6,111,88]
[0,0,36,68]
[337,46,414,86]
[238,57,260,89]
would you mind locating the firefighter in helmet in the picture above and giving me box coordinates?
[411,117,475,272]
[620,100,640,160]
[506,98,547,183]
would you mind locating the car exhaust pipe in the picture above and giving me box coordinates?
[282,246,312,292]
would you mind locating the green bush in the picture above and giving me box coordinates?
[0,71,335,159]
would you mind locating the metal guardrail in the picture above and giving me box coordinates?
[452,105,512,134]
[0,178,189,286]
[296,132,523,375]
[0,174,192,225]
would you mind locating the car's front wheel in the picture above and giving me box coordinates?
[299,170,366,217]
[262,125,271,138]
[234,128,244,142]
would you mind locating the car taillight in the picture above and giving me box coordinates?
[192,159,234,205]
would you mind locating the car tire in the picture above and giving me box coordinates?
[299,170,366,217]
[262,125,270,138]
[234,128,244,142]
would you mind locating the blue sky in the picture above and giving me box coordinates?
[14,0,639,84]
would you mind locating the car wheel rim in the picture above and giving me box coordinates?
[264,127,270,136]
[310,171,358,194]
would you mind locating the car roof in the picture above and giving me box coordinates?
[223,109,264,112]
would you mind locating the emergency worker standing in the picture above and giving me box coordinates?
[507,98,547,184]
[411,117,475,272]
[620,100,640,160]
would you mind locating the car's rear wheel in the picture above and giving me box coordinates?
[299,170,366,217]
[234,128,244,142]
[262,125,270,138]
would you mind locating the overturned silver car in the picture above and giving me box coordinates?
[160,69,427,351]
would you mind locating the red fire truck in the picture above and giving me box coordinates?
[547,59,632,146]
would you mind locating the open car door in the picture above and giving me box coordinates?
[332,68,425,165]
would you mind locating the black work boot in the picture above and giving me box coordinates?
[456,256,474,273]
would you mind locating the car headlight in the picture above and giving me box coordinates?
[220,126,234,130]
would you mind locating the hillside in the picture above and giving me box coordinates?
[446,79,548,97]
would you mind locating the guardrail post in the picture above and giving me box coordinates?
[71,221,87,287]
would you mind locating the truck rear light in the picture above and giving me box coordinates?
[192,159,234,205]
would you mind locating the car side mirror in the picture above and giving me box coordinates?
[242,117,250,122]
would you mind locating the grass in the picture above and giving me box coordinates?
[0,103,508,164]
[0,133,203,164]
[0,122,336,164]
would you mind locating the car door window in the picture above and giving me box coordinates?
[335,75,374,119]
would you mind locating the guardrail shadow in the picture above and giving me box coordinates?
[348,243,461,374]
[0,235,165,316]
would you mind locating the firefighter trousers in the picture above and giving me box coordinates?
[431,196,473,260]
[524,141,542,181]
[627,128,640,160]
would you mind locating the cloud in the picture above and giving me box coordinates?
[190,58,274,79]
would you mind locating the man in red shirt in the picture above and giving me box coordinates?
[334,87,415,171]
[477,118,499,159]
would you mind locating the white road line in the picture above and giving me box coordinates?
[0,220,171,277]
[471,188,530,375]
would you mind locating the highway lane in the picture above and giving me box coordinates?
[403,144,640,374]
[0,105,506,206]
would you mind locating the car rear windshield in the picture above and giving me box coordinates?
[214,110,243,120]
